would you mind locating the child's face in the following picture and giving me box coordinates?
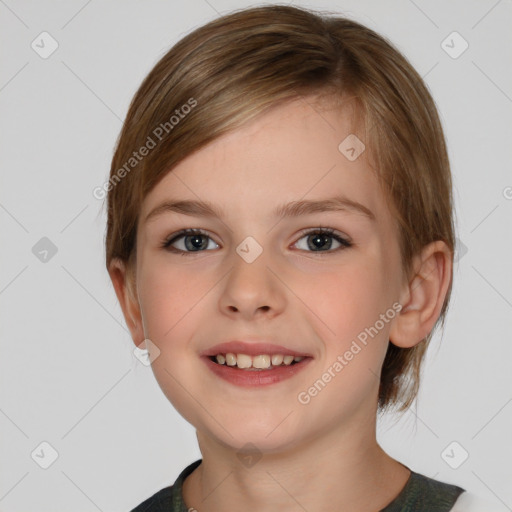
[133,97,407,450]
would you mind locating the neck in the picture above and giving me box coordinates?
[182,415,410,512]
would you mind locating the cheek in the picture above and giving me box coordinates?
[308,259,392,340]
[137,258,205,343]
[294,265,394,420]
[301,257,398,410]
[136,262,209,424]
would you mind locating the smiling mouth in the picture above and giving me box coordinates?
[209,353,308,370]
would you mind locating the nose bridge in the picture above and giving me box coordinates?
[219,236,284,317]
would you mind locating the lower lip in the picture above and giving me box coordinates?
[202,356,312,387]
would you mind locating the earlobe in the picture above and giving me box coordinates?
[108,258,145,347]
[389,241,453,348]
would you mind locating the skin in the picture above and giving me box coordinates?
[110,96,452,512]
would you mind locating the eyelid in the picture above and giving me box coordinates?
[162,227,347,243]
[163,228,212,244]
[295,226,351,243]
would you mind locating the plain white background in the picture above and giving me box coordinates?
[1,0,511,510]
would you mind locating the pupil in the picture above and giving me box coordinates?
[186,235,207,251]
[309,233,331,251]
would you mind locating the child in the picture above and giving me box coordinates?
[105,5,499,511]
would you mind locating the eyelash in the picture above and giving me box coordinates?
[161,227,352,256]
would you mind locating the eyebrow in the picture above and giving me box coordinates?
[144,195,375,224]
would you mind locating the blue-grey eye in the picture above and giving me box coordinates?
[295,229,351,252]
[163,230,219,252]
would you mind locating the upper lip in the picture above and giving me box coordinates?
[201,341,312,358]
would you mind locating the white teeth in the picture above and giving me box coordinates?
[252,355,271,369]
[271,354,284,366]
[214,352,306,369]
[225,353,237,366]
[236,354,252,369]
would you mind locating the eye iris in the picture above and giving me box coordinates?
[185,234,208,251]
[308,233,332,251]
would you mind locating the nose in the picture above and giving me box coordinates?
[218,248,285,320]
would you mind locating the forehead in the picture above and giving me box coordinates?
[140,96,386,223]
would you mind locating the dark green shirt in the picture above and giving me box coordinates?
[131,459,465,512]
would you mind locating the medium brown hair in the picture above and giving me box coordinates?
[104,5,455,413]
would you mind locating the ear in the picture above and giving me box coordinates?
[389,241,453,348]
[108,258,145,347]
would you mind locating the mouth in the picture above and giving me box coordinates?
[208,353,308,370]
[201,350,313,387]
[201,340,313,386]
